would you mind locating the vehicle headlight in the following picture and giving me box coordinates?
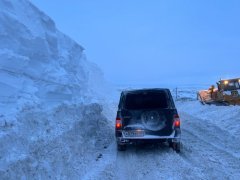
[224,80,229,85]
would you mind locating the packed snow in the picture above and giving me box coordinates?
[0,0,240,179]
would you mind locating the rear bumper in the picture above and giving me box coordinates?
[116,128,181,145]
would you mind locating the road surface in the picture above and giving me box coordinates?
[83,110,240,180]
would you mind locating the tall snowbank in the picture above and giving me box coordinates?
[0,0,115,178]
[0,0,108,120]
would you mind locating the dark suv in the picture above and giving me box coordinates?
[115,88,181,152]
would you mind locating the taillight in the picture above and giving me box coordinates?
[116,117,122,129]
[174,114,180,128]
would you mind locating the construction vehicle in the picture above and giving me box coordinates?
[197,78,240,105]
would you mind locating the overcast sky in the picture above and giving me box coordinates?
[31,0,240,86]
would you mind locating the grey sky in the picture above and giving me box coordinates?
[31,0,240,85]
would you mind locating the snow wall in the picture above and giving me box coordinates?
[0,0,114,178]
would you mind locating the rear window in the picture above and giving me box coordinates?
[124,91,169,110]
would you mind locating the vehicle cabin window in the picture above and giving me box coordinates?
[124,91,168,110]
[235,82,239,89]
[222,80,240,91]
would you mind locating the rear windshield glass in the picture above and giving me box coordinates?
[124,91,169,110]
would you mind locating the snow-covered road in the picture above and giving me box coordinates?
[1,98,240,180]
[82,101,240,180]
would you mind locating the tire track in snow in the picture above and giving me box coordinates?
[179,112,240,179]
[115,143,205,180]
[181,112,240,158]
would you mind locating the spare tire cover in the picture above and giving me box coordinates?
[141,111,166,131]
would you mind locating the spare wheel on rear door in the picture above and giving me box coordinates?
[141,111,167,131]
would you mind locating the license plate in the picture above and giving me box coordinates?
[124,130,145,137]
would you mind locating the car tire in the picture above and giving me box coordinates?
[117,143,126,151]
[172,142,181,153]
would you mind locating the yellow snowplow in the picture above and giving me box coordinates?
[197,78,240,105]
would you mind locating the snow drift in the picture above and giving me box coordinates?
[0,0,114,179]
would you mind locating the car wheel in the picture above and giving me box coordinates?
[117,143,126,151]
[168,141,173,148]
[172,142,181,153]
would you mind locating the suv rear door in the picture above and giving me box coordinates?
[119,90,177,136]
